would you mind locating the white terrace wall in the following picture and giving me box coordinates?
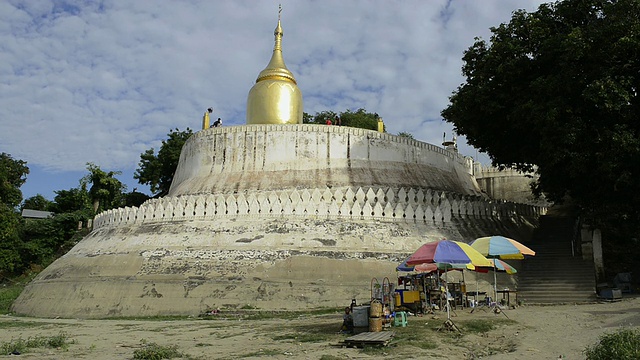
[168,125,483,197]
[94,186,546,229]
[473,164,549,206]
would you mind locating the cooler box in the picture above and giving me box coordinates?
[352,306,370,327]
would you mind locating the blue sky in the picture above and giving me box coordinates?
[1,0,547,202]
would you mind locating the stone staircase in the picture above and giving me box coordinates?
[517,212,597,304]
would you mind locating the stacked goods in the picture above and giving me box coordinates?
[369,300,383,332]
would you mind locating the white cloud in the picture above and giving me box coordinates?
[0,0,548,198]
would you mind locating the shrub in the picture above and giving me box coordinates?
[584,328,640,360]
[133,342,184,360]
[0,332,73,354]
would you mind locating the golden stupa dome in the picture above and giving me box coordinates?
[246,7,303,125]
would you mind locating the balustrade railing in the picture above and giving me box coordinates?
[93,187,546,229]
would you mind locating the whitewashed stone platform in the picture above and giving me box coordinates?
[12,126,544,318]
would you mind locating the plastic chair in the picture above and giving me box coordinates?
[393,311,407,327]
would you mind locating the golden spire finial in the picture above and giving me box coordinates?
[254,5,294,84]
[246,4,303,125]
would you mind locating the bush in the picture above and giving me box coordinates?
[0,332,73,354]
[584,328,640,360]
[133,341,184,360]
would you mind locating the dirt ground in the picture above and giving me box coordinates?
[1,295,639,359]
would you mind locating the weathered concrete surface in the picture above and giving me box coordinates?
[13,214,537,318]
[169,125,483,197]
[12,126,542,319]
[474,165,550,206]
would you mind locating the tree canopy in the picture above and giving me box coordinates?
[303,108,383,131]
[134,128,193,197]
[441,0,640,228]
[82,163,125,213]
[0,153,28,276]
[21,194,52,211]
[0,153,29,208]
[49,186,91,214]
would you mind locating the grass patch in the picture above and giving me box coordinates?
[133,341,187,360]
[361,344,392,355]
[458,318,514,333]
[584,328,640,360]
[0,331,74,354]
[0,321,48,329]
[272,332,330,343]
[105,315,192,321]
[238,307,340,321]
[115,323,140,330]
[214,330,251,339]
[0,274,37,314]
[271,334,296,341]
[273,321,341,343]
[239,348,282,357]
[0,284,23,314]
[388,320,439,350]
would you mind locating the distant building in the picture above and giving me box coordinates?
[21,209,54,219]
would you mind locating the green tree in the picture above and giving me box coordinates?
[0,153,29,208]
[49,186,91,214]
[303,109,383,131]
[302,112,314,124]
[441,0,640,228]
[21,211,91,271]
[134,128,193,197]
[0,153,28,276]
[0,202,23,276]
[82,163,126,213]
[21,194,53,212]
[340,108,381,131]
[397,132,414,139]
[303,110,338,125]
[123,190,150,207]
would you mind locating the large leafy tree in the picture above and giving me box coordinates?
[135,128,193,197]
[0,153,29,208]
[0,153,28,276]
[21,194,53,212]
[0,202,23,276]
[49,186,91,214]
[82,163,126,213]
[303,108,383,131]
[441,0,640,229]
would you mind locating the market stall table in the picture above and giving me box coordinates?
[497,289,518,307]
[466,291,487,307]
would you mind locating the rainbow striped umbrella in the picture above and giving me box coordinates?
[406,240,491,268]
[475,259,518,275]
[469,236,535,260]
[396,258,472,273]
[470,236,534,300]
[405,240,490,320]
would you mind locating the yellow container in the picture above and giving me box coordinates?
[394,293,401,307]
[369,317,382,332]
[403,290,420,303]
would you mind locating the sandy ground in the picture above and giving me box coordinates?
[1,295,639,359]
